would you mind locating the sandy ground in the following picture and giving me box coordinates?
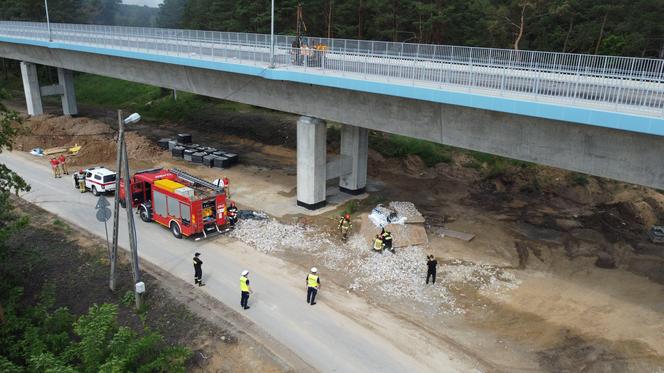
[5,102,664,371]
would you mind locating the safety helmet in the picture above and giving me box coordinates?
[241,270,249,276]
[344,214,350,220]
[195,252,201,257]
[310,267,318,273]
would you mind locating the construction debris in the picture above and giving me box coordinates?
[649,226,664,244]
[431,227,476,242]
[388,201,425,224]
[230,217,520,316]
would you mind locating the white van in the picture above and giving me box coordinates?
[73,167,117,196]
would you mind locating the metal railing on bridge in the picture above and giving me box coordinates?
[0,21,662,118]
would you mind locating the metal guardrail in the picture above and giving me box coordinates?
[0,21,662,117]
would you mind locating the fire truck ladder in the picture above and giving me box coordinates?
[169,168,224,192]
[170,168,229,239]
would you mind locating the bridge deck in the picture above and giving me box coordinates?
[0,21,663,135]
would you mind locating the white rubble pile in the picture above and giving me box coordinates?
[231,218,520,315]
[230,218,334,254]
[442,259,521,298]
[345,243,464,315]
[388,201,420,219]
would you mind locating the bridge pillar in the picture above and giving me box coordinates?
[19,61,43,116]
[297,116,327,210]
[57,68,78,116]
[339,125,368,194]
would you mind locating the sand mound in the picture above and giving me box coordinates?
[15,115,163,167]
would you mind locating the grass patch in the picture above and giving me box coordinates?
[467,150,534,179]
[369,133,452,166]
[75,74,161,107]
[569,173,589,186]
[74,74,215,121]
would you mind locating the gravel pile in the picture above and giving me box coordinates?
[231,218,520,315]
[441,259,521,299]
[230,218,334,254]
[388,201,421,219]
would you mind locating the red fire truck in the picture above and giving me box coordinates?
[119,168,231,240]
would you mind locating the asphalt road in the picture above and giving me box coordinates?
[1,152,475,373]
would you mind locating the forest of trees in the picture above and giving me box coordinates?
[158,0,664,57]
[0,0,158,27]
[0,0,662,57]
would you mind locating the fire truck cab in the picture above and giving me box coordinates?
[119,168,230,240]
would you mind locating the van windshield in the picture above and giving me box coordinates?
[103,175,116,183]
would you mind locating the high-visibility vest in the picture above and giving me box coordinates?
[307,274,319,288]
[240,276,249,292]
[373,238,384,251]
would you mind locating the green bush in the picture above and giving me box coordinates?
[369,134,452,166]
[0,298,190,373]
[570,173,589,186]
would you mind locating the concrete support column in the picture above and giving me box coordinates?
[297,116,327,210]
[339,125,368,194]
[20,61,43,116]
[57,68,78,116]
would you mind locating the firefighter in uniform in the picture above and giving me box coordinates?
[373,234,384,252]
[50,158,61,178]
[381,229,394,253]
[306,267,320,305]
[58,154,69,175]
[227,201,239,227]
[240,270,252,309]
[193,252,205,286]
[338,214,352,242]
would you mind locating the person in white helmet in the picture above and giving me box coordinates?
[306,267,321,305]
[240,270,252,310]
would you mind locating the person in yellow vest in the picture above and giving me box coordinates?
[306,267,321,306]
[373,234,384,252]
[240,270,253,310]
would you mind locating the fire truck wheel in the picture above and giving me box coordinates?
[91,186,100,196]
[170,222,182,239]
[139,206,152,222]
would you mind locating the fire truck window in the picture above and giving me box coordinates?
[86,172,92,178]
[153,191,167,217]
[103,174,116,183]
[133,182,145,203]
[94,175,102,181]
[180,204,191,223]
[167,197,180,219]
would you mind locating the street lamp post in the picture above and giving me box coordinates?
[270,0,275,68]
[110,110,144,310]
[44,0,52,42]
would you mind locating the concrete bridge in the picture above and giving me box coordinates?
[1,21,663,208]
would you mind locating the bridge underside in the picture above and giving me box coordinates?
[2,41,663,201]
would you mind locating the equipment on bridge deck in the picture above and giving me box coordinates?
[290,1,327,67]
[118,167,232,240]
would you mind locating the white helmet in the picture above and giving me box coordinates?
[241,270,249,276]
[310,267,318,273]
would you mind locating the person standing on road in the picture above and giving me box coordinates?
[193,252,205,287]
[426,255,438,284]
[50,157,60,178]
[240,270,252,309]
[306,267,320,305]
[58,154,69,175]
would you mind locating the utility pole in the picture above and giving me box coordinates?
[270,0,275,68]
[109,111,123,292]
[110,110,144,310]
